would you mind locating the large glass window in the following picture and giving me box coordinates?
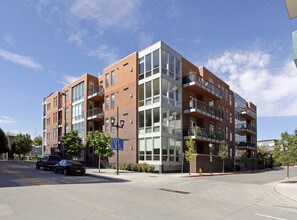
[169,53,174,78]
[72,82,84,102]
[139,139,145,160]
[111,93,115,109]
[153,49,159,74]
[145,81,152,105]
[72,122,84,138]
[153,107,160,132]
[153,78,160,103]
[145,54,151,77]
[175,59,181,80]
[146,138,152,160]
[145,109,152,133]
[138,111,144,134]
[153,137,160,161]
[139,84,144,107]
[105,118,109,133]
[161,50,168,75]
[162,137,168,161]
[139,57,144,80]
[72,102,84,122]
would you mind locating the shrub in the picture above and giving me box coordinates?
[125,163,133,171]
[131,164,139,171]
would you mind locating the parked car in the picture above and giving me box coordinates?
[36,155,61,170]
[54,159,86,175]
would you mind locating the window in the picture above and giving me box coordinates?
[111,71,115,85]
[72,122,84,138]
[161,50,168,75]
[153,49,159,74]
[105,74,109,87]
[47,132,50,140]
[153,137,160,161]
[105,118,109,133]
[229,94,232,105]
[53,112,58,123]
[53,97,58,108]
[230,130,233,141]
[145,53,151,77]
[139,139,145,160]
[145,81,152,105]
[230,113,232,124]
[105,95,109,111]
[226,127,228,140]
[169,53,174,77]
[175,58,180,79]
[138,111,144,134]
[47,103,51,110]
[153,78,160,103]
[72,82,84,102]
[72,102,84,122]
[153,107,160,132]
[65,108,68,120]
[138,84,144,107]
[145,109,152,133]
[146,138,152,160]
[53,128,57,139]
[139,57,144,80]
[111,93,115,109]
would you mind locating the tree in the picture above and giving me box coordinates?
[61,130,84,159]
[274,131,297,182]
[86,131,113,172]
[257,146,273,169]
[12,134,33,159]
[0,128,9,154]
[218,141,229,173]
[33,135,42,146]
[185,138,198,175]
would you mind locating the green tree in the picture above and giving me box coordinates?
[257,146,273,169]
[274,131,297,182]
[61,130,84,159]
[218,141,229,173]
[86,131,113,172]
[12,134,33,159]
[0,128,9,154]
[33,135,42,146]
[185,138,198,175]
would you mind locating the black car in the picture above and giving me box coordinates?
[36,155,61,170]
[54,159,86,175]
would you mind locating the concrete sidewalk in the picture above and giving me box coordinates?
[274,176,297,202]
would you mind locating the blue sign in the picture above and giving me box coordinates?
[111,138,124,151]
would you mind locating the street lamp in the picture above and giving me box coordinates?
[283,144,289,182]
[111,107,125,175]
[209,142,214,174]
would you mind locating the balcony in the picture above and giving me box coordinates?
[239,108,256,120]
[183,73,222,100]
[58,119,62,128]
[236,124,256,135]
[88,85,104,101]
[87,108,103,121]
[183,100,223,122]
[236,141,256,150]
[183,127,223,143]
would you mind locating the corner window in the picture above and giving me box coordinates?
[153,49,159,74]
[145,54,152,77]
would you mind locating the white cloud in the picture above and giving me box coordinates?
[206,50,297,117]
[1,34,14,45]
[137,32,155,50]
[0,116,16,125]
[69,0,140,31]
[62,75,79,84]
[86,44,119,66]
[0,48,42,70]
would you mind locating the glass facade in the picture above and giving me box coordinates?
[72,82,84,102]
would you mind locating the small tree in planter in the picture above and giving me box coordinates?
[185,137,198,175]
[218,141,229,173]
[86,131,114,173]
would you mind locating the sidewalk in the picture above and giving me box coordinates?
[274,176,297,202]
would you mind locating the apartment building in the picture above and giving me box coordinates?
[43,41,257,172]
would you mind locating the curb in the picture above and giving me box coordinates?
[85,172,128,182]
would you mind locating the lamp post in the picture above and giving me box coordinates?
[111,107,125,175]
[209,142,214,174]
[283,144,289,182]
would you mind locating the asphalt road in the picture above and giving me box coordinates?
[1,161,297,220]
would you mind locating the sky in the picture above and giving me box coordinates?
[0,0,297,140]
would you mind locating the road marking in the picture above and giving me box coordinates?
[254,213,288,220]
[0,168,48,186]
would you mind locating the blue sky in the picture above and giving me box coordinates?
[0,0,296,140]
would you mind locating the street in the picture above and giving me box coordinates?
[1,161,297,220]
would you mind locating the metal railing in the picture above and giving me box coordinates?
[183,73,222,98]
[236,123,256,133]
[184,127,223,141]
[236,141,256,148]
[239,108,256,119]
[183,100,223,120]
[87,108,103,118]
[88,85,104,97]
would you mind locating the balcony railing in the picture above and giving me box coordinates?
[236,123,256,134]
[87,108,103,120]
[236,141,256,149]
[183,73,223,99]
[88,85,104,98]
[184,127,223,142]
[183,99,223,121]
[239,107,256,119]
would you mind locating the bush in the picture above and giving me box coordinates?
[125,163,133,171]
[131,164,139,171]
